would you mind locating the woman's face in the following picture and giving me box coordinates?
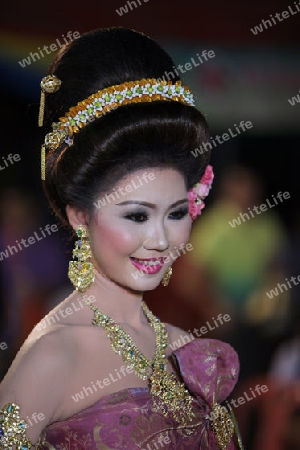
[87,168,192,292]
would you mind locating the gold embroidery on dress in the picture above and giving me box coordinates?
[35,432,56,450]
[209,400,235,450]
[131,403,204,448]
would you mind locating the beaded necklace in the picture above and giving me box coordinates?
[84,297,195,425]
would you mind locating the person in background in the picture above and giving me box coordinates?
[0,187,69,362]
[183,165,288,379]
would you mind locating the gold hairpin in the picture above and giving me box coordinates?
[38,74,61,127]
[39,75,61,180]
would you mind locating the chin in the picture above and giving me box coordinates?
[134,281,162,292]
[119,276,163,293]
[95,265,164,292]
[134,276,164,291]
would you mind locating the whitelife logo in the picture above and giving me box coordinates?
[266,274,300,299]
[0,224,59,261]
[288,90,300,106]
[18,31,81,68]
[35,295,96,331]
[140,434,171,450]
[157,50,215,83]
[94,172,155,209]
[208,384,268,420]
[191,121,253,158]
[116,0,149,16]
[0,153,21,171]
[71,365,135,402]
[169,314,231,351]
[0,342,8,351]
[250,2,300,35]
[228,191,290,228]
[131,243,193,280]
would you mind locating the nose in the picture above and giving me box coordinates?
[143,221,169,252]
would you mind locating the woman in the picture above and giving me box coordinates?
[0,27,242,449]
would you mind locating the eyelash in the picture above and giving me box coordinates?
[124,208,189,223]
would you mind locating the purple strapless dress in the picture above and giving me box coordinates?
[38,339,241,449]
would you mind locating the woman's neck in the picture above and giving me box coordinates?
[82,268,148,328]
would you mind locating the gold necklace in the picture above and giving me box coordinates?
[84,297,195,425]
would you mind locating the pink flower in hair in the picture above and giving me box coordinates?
[188,202,198,221]
[193,183,210,198]
[188,190,197,202]
[200,164,214,186]
[188,165,214,220]
[190,200,205,220]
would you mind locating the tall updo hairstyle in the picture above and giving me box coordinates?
[42,27,211,229]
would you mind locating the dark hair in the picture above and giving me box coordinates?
[42,27,211,227]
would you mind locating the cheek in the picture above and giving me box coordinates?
[169,219,192,247]
[90,219,142,257]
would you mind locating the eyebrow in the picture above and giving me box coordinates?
[116,199,189,209]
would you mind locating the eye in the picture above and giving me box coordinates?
[124,211,149,223]
[169,207,189,220]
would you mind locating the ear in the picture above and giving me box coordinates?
[66,205,90,233]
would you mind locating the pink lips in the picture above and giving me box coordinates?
[130,257,165,274]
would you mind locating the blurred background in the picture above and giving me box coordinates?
[0,1,299,448]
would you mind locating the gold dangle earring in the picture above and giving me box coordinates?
[161,266,172,287]
[68,225,95,292]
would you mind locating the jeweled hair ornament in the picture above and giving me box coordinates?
[38,75,61,127]
[40,77,195,180]
[39,75,62,180]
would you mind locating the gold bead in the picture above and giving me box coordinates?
[38,75,61,127]
[44,130,67,150]
[40,74,61,93]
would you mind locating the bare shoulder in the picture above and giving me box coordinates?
[0,325,78,444]
[2,325,76,382]
[164,322,193,351]
[165,322,186,340]
[22,322,79,368]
